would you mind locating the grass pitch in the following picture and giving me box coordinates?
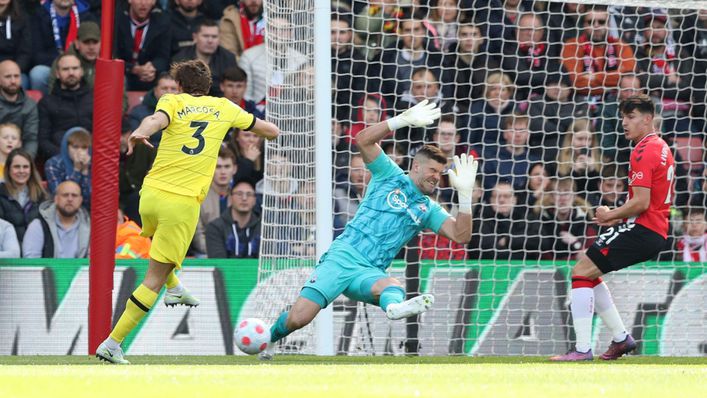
[0,356,704,398]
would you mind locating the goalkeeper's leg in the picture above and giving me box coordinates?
[345,275,434,320]
[97,259,173,364]
[260,292,322,360]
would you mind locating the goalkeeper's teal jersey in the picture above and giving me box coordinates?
[331,151,450,270]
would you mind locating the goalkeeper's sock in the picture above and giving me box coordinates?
[109,284,158,343]
[570,277,595,353]
[270,312,291,343]
[593,279,628,343]
[165,270,185,295]
[379,285,405,312]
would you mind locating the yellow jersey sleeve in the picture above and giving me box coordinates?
[227,101,257,131]
[155,93,178,123]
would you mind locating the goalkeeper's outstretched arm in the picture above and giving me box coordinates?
[355,100,441,164]
[439,154,478,244]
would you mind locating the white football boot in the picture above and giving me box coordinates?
[386,294,435,320]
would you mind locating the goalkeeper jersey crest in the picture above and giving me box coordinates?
[333,152,450,269]
[143,93,256,202]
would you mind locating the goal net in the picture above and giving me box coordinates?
[252,0,707,356]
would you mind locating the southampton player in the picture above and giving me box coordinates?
[258,100,478,359]
[551,94,674,361]
[97,60,279,364]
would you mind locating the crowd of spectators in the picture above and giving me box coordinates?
[0,0,704,262]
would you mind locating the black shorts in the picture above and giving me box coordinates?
[586,223,667,274]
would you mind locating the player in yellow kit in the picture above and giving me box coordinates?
[97,60,279,364]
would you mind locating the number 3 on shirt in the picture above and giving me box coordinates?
[182,121,208,155]
[665,164,674,204]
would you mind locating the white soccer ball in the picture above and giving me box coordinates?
[235,318,271,355]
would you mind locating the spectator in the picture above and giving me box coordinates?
[238,16,307,104]
[353,0,408,60]
[348,94,390,143]
[374,16,442,108]
[470,180,541,260]
[332,117,350,171]
[22,180,90,258]
[0,217,19,257]
[47,21,100,93]
[675,208,707,262]
[0,123,21,181]
[44,127,92,209]
[331,11,367,122]
[119,120,154,224]
[38,53,93,159]
[0,0,32,82]
[0,149,47,242]
[395,68,453,144]
[502,12,565,101]
[226,127,263,186]
[219,0,265,58]
[114,0,171,90]
[30,0,96,94]
[634,11,694,135]
[427,113,466,206]
[540,177,595,261]
[555,118,601,196]
[561,4,636,99]
[220,66,264,119]
[427,0,461,52]
[382,140,408,171]
[586,164,627,208]
[0,60,38,158]
[547,0,582,43]
[596,74,643,164]
[334,152,370,226]
[173,19,236,97]
[256,152,300,249]
[467,72,515,148]
[481,114,539,191]
[127,72,178,147]
[170,0,207,55]
[676,9,707,127]
[205,180,260,258]
[115,207,151,259]
[519,162,551,209]
[526,75,576,160]
[192,146,237,255]
[441,21,497,110]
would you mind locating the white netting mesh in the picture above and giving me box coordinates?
[256,0,707,356]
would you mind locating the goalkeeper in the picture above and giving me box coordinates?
[260,101,477,359]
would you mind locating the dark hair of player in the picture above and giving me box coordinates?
[619,94,655,116]
[171,60,212,96]
[415,144,447,165]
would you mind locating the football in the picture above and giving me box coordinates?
[235,318,271,355]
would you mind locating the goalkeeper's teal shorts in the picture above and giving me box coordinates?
[302,246,388,308]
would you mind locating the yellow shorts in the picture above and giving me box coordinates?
[139,186,200,268]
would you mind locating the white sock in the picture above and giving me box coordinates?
[571,287,594,353]
[167,283,185,295]
[594,282,628,343]
[105,337,121,350]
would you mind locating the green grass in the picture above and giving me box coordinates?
[0,356,704,398]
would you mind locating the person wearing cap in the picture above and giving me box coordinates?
[47,21,100,93]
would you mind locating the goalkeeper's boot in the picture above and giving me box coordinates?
[386,294,435,320]
[258,342,275,361]
[164,289,200,307]
[96,341,130,365]
[600,335,636,360]
[549,349,594,362]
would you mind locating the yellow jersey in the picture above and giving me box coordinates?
[142,93,256,202]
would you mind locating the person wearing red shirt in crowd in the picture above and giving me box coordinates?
[219,0,265,58]
[551,94,675,362]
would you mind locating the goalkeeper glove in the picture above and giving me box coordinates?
[387,100,442,131]
[448,153,478,214]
